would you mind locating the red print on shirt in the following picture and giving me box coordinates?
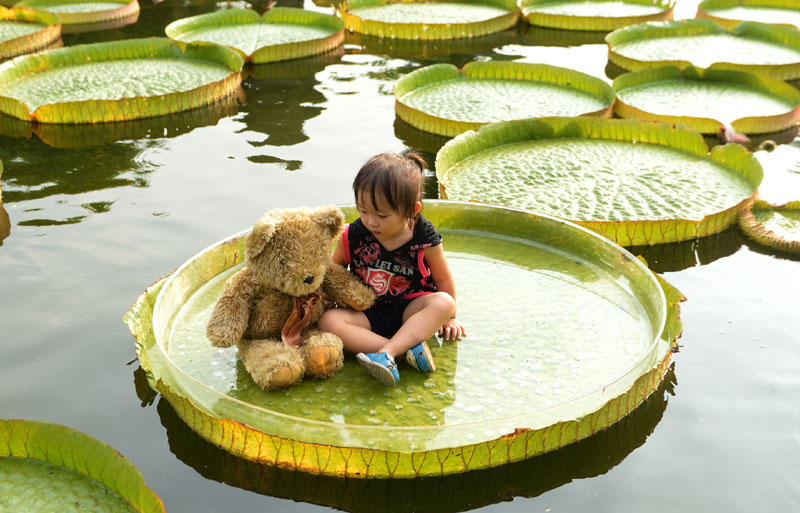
[355,268,411,297]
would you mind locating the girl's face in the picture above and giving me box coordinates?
[356,191,420,244]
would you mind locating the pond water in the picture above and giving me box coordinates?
[0,1,798,512]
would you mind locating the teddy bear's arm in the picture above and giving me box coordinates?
[206,268,258,347]
[322,262,375,311]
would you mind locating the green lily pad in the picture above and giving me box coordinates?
[613,66,800,134]
[336,0,520,40]
[436,117,762,246]
[739,199,800,254]
[165,8,344,64]
[0,419,165,513]
[125,200,682,477]
[697,0,800,30]
[0,37,243,123]
[606,19,800,80]
[0,6,60,60]
[394,61,614,137]
[14,0,139,26]
[520,0,674,31]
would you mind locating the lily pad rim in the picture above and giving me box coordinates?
[151,199,667,434]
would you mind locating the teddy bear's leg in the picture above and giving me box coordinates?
[300,329,344,379]
[237,338,306,390]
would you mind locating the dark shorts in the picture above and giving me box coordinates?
[363,298,415,339]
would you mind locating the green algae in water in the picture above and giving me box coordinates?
[348,3,509,24]
[613,33,800,68]
[399,78,609,123]
[753,208,800,240]
[441,139,755,222]
[167,230,653,428]
[0,21,46,42]
[705,6,800,29]
[0,59,231,112]
[24,1,129,13]
[524,0,663,17]
[0,458,137,513]
[172,23,336,55]
[617,78,797,120]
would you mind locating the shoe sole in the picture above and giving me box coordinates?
[408,341,436,372]
[356,353,397,387]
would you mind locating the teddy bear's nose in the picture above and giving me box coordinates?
[303,275,314,284]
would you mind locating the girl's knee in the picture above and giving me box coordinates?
[318,309,339,331]
[432,292,456,315]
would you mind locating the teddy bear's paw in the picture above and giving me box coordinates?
[239,338,306,390]
[302,332,345,378]
[342,286,376,312]
[205,323,238,348]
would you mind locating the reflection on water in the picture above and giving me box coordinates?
[153,364,675,513]
[524,25,608,47]
[627,227,746,273]
[0,162,8,246]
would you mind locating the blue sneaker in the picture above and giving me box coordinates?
[356,352,399,386]
[405,341,436,372]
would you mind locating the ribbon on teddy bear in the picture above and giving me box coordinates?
[281,293,321,347]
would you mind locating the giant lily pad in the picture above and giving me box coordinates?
[520,0,674,31]
[0,37,243,123]
[335,0,520,40]
[0,6,60,60]
[125,200,683,478]
[14,0,139,26]
[436,117,762,246]
[606,19,800,80]
[613,66,800,134]
[697,0,800,31]
[394,61,614,137]
[739,199,800,254]
[0,419,165,513]
[165,8,344,64]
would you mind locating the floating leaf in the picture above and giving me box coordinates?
[394,61,614,137]
[436,117,762,246]
[345,24,522,57]
[336,0,520,40]
[520,0,674,31]
[697,0,800,30]
[0,37,243,123]
[0,6,60,60]
[125,200,681,477]
[14,0,139,26]
[606,19,800,80]
[0,419,165,513]
[739,199,800,254]
[166,8,344,64]
[613,66,800,134]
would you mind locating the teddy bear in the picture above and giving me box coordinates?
[206,205,375,390]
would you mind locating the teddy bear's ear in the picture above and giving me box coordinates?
[311,205,344,238]
[246,212,278,261]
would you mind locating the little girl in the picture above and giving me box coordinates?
[319,152,465,386]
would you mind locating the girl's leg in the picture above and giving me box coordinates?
[318,308,389,354]
[380,292,455,357]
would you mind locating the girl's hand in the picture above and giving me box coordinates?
[438,318,465,341]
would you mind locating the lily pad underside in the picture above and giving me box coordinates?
[739,199,800,254]
[0,419,165,513]
[0,37,243,123]
[436,117,762,246]
[520,0,674,31]
[0,7,60,60]
[606,19,800,80]
[124,201,683,478]
[394,60,614,137]
[165,7,344,64]
[613,66,800,134]
[697,0,800,30]
[14,0,139,26]
[336,0,520,40]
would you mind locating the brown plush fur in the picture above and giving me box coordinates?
[206,206,375,390]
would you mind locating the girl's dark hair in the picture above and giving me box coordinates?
[353,152,426,221]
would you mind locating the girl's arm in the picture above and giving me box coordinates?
[331,237,345,266]
[425,244,465,340]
